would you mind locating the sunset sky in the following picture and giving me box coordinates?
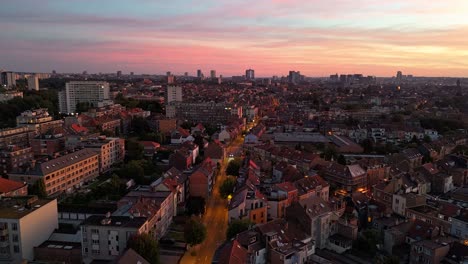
[1,0,468,77]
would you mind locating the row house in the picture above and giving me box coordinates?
[450,208,468,240]
[294,174,330,201]
[170,127,194,145]
[116,188,175,239]
[168,147,193,171]
[204,141,225,164]
[436,155,468,187]
[264,182,298,219]
[285,196,333,249]
[321,163,367,192]
[189,158,216,199]
[406,203,459,234]
[162,167,188,209]
[229,181,268,224]
[409,239,450,264]
[225,219,314,264]
[30,132,66,157]
[0,127,35,149]
[392,193,426,216]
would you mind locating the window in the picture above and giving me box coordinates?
[11,223,17,231]
[84,247,88,253]
[92,239,99,244]
[12,234,18,242]
[91,229,99,234]
[13,245,19,253]
[91,249,100,255]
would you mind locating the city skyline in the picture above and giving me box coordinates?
[1,0,468,77]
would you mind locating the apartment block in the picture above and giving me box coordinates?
[9,149,99,196]
[80,215,148,264]
[0,196,58,262]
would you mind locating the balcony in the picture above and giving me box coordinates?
[0,241,10,248]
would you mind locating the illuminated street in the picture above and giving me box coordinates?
[180,136,245,264]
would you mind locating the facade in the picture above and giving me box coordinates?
[322,163,367,192]
[409,240,450,264]
[165,86,183,104]
[0,196,58,262]
[0,72,16,88]
[80,215,148,264]
[9,149,100,196]
[59,81,110,114]
[0,127,35,149]
[80,136,125,173]
[27,75,39,91]
[166,102,242,124]
[0,146,34,174]
[189,158,216,199]
[16,109,63,134]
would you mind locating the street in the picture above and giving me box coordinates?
[180,136,244,264]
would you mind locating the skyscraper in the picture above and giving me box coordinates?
[245,69,255,80]
[58,81,110,114]
[210,70,216,79]
[117,70,122,77]
[27,75,39,91]
[197,69,203,78]
[396,71,403,80]
[165,86,183,104]
[166,71,171,76]
[288,71,301,84]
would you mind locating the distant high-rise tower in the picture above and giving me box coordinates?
[0,71,16,89]
[82,70,88,75]
[245,69,255,80]
[288,71,301,84]
[210,70,216,79]
[27,75,39,91]
[165,86,183,104]
[52,70,56,74]
[456,79,461,87]
[130,72,134,76]
[396,71,403,80]
[184,72,188,77]
[166,71,171,77]
[117,70,122,77]
[197,69,203,78]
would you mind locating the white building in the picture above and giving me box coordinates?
[0,196,58,262]
[165,86,182,104]
[0,72,16,89]
[81,136,126,173]
[58,81,110,114]
[27,75,39,91]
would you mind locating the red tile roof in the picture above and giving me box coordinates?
[0,178,26,194]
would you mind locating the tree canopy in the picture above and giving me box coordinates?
[184,218,207,246]
[219,177,237,199]
[226,158,242,177]
[226,219,251,240]
[127,233,160,264]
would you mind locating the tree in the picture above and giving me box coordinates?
[322,145,338,161]
[126,139,144,161]
[219,177,236,199]
[337,154,347,165]
[128,233,160,264]
[226,158,242,176]
[226,220,251,240]
[29,179,47,198]
[116,160,145,184]
[186,197,206,216]
[184,218,207,246]
[423,135,432,143]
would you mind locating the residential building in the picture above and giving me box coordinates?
[9,149,100,196]
[0,178,28,197]
[204,141,225,164]
[409,239,450,264]
[166,102,242,124]
[0,146,33,174]
[392,193,426,216]
[450,209,468,240]
[16,109,63,135]
[34,241,81,264]
[229,182,268,224]
[30,133,66,157]
[245,69,255,80]
[0,72,16,89]
[26,75,39,91]
[322,163,367,192]
[286,196,332,249]
[58,81,111,114]
[165,86,182,104]
[0,127,35,149]
[0,196,58,262]
[189,158,216,199]
[80,215,148,264]
[80,136,125,173]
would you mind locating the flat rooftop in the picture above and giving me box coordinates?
[0,196,55,219]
